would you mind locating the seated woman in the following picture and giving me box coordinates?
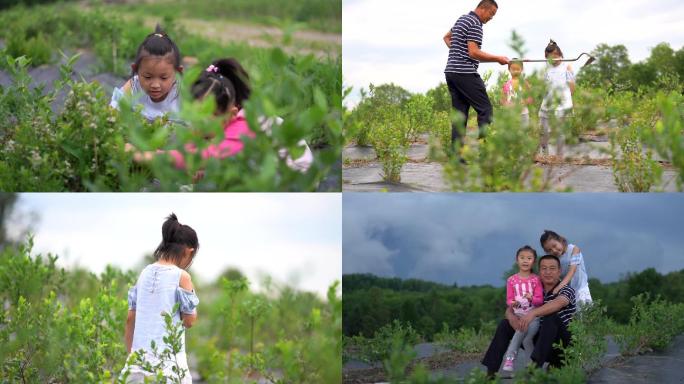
[481,255,576,376]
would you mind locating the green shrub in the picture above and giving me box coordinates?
[643,92,684,190]
[614,293,684,355]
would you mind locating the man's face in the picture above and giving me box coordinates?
[539,258,561,285]
[480,5,497,24]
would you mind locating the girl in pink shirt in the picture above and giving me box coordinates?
[502,245,543,372]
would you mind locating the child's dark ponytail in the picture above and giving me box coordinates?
[214,58,251,108]
[131,24,182,77]
[191,57,251,113]
[544,39,563,58]
[154,213,199,265]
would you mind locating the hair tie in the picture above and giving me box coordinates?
[154,33,164,38]
[206,64,219,73]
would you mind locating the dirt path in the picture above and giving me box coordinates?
[110,11,340,58]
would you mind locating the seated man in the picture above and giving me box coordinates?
[481,255,576,375]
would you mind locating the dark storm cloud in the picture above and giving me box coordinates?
[343,194,684,286]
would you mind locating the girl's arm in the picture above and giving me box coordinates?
[179,270,197,328]
[553,246,581,293]
[501,82,511,106]
[125,310,136,353]
[531,277,544,307]
[567,65,576,94]
[122,79,132,93]
[505,277,515,306]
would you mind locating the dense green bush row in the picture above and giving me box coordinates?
[0,6,342,191]
[0,237,341,383]
[345,40,684,192]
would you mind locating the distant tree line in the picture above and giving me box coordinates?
[343,268,684,340]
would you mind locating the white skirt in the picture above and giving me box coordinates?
[120,351,192,384]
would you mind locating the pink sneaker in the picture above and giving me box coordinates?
[503,354,515,372]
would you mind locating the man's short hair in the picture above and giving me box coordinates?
[477,0,498,9]
[539,255,561,269]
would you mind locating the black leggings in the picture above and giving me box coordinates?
[445,72,493,145]
[481,313,572,373]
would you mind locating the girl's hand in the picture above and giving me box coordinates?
[524,292,532,300]
[133,151,154,163]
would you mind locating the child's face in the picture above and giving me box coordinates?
[516,250,535,272]
[136,56,178,102]
[547,51,562,66]
[508,63,523,77]
[180,247,195,269]
[542,239,565,257]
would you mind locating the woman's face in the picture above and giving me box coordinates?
[543,238,565,257]
[136,56,178,102]
[516,250,535,272]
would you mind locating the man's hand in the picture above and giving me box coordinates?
[519,312,536,332]
[497,56,510,65]
[505,308,522,331]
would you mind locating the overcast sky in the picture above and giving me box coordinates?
[9,193,341,298]
[343,194,684,287]
[343,0,684,106]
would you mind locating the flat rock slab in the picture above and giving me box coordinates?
[343,162,680,192]
[344,141,667,164]
[547,165,680,192]
[343,162,447,192]
[343,144,431,162]
[343,343,450,373]
[589,335,684,384]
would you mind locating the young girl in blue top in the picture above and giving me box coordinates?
[111,25,183,121]
[123,213,199,383]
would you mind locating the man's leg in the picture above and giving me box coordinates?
[530,313,565,368]
[481,319,516,375]
[445,73,470,149]
[547,323,572,368]
[453,73,492,139]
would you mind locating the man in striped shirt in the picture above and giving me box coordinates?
[443,0,509,156]
[482,255,577,376]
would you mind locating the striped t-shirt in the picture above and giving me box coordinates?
[444,11,483,74]
[541,284,576,327]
